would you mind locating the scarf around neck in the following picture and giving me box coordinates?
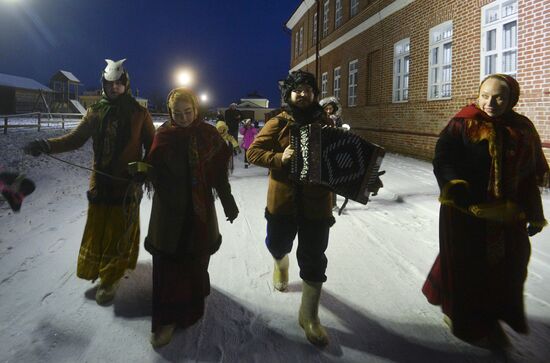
[453,104,550,198]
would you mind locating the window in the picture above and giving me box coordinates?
[333,67,341,99]
[294,31,299,59]
[428,21,453,100]
[312,13,318,45]
[321,72,329,98]
[481,0,517,78]
[350,0,359,17]
[299,26,304,55]
[323,0,330,37]
[393,38,410,102]
[348,60,358,107]
[335,0,343,28]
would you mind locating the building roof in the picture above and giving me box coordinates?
[286,0,315,29]
[0,73,53,92]
[55,70,81,83]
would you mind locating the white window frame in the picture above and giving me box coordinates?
[333,66,341,99]
[321,72,329,98]
[312,12,318,45]
[294,31,299,59]
[480,0,518,78]
[350,0,359,17]
[393,38,410,103]
[323,0,330,37]
[299,26,304,55]
[348,59,358,107]
[428,21,453,100]
[335,0,343,28]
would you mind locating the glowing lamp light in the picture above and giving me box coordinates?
[175,70,193,87]
[200,93,208,102]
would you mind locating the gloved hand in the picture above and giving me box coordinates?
[281,145,295,165]
[447,183,471,210]
[222,194,239,223]
[23,139,50,157]
[527,223,543,237]
[234,146,242,154]
[127,162,153,184]
[468,200,523,222]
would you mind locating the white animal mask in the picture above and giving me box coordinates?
[103,59,127,81]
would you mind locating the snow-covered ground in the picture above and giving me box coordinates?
[1,127,549,363]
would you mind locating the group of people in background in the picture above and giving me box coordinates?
[18,58,548,352]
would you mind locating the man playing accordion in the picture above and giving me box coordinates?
[247,70,333,347]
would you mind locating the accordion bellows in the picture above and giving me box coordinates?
[290,123,385,204]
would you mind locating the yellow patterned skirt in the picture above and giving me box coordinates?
[76,203,140,286]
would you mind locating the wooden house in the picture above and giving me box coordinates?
[0,73,53,114]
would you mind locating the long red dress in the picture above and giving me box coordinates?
[422,104,549,342]
[145,121,234,332]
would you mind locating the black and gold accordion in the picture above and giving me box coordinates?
[290,123,385,204]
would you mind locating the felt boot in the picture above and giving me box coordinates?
[95,280,118,305]
[299,280,329,347]
[150,324,176,348]
[273,255,289,291]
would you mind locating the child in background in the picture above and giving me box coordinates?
[216,120,240,172]
[239,119,258,168]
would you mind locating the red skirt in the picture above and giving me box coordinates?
[422,205,530,342]
[152,254,211,332]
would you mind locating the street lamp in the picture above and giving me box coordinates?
[200,93,208,103]
[175,69,193,87]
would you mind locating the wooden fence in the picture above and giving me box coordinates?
[1,112,170,134]
[1,112,82,134]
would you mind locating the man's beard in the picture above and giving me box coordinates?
[289,102,323,125]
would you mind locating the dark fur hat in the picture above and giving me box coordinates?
[281,70,319,104]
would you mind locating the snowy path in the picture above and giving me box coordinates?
[1,129,549,362]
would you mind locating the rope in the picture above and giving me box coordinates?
[44,153,142,258]
[45,154,130,182]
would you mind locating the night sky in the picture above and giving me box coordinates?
[0,0,301,108]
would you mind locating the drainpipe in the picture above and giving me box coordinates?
[315,0,320,81]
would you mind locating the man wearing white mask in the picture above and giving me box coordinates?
[24,59,155,305]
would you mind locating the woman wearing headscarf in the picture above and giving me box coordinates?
[23,59,155,305]
[422,74,549,348]
[319,96,343,128]
[144,88,239,347]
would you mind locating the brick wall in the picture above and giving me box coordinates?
[288,0,550,162]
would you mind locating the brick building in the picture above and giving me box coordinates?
[286,0,550,161]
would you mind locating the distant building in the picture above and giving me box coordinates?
[80,89,148,110]
[79,90,102,109]
[286,0,550,161]
[50,70,84,113]
[218,91,275,123]
[0,73,53,114]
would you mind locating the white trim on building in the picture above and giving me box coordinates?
[289,0,416,72]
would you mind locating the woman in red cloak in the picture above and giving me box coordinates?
[144,88,239,347]
[422,74,549,348]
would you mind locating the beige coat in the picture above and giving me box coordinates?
[247,111,333,219]
[47,104,155,202]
